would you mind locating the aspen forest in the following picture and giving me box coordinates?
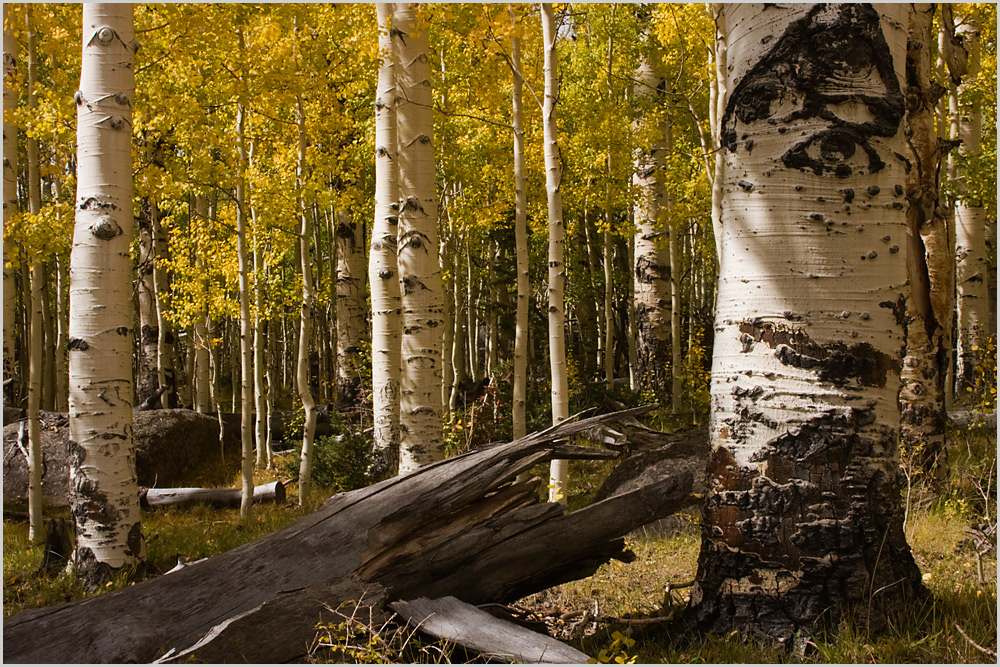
[3,3,998,664]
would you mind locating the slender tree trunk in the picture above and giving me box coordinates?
[69,3,144,584]
[192,196,211,413]
[512,24,529,440]
[25,10,45,542]
[54,255,69,411]
[234,40,254,521]
[370,2,402,472]
[450,229,465,413]
[335,209,366,406]
[40,267,54,411]
[394,2,444,474]
[709,4,727,264]
[899,4,951,483]
[950,16,988,394]
[541,3,570,504]
[690,3,924,639]
[2,4,16,402]
[631,46,671,402]
[252,207,268,469]
[150,199,176,407]
[136,202,159,404]
[295,97,318,503]
[667,117,683,413]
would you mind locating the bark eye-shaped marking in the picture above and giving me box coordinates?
[96,27,116,45]
[783,128,885,178]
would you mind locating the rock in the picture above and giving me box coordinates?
[3,409,241,506]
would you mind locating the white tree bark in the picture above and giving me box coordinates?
[2,4,16,398]
[69,3,144,583]
[234,48,254,521]
[136,198,159,403]
[335,209,366,404]
[511,24,529,441]
[899,4,951,481]
[541,3,570,504]
[370,2,401,473]
[295,97,318,503]
[192,195,211,413]
[631,46,671,403]
[950,18,988,393]
[252,206,268,469]
[394,3,444,474]
[689,3,924,638]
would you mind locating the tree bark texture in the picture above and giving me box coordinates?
[899,3,951,482]
[136,201,160,405]
[234,85,254,522]
[296,97,318,503]
[3,407,691,664]
[689,4,925,641]
[541,3,570,504]
[370,2,402,474]
[511,22,529,441]
[950,18,989,393]
[394,3,444,474]
[69,3,144,584]
[335,209,366,405]
[632,45,671,403]
[2,4,16,401]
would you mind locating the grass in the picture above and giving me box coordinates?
[3,423,996,663]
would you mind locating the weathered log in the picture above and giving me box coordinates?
[391,596,590,663]
[3,406,693,664]
[141,481,285,509]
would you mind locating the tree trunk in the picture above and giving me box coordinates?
[191,196,212,413]
[69,3,144,585]
[234,43,254,521]
[394,3,444,474]
[370,2,402,473]
[25,12,44,542]
[3,407,691,664]
[541,3,570,504]
[252,205,269,469]
[335,209,366,406]
[137,203,159,404]
[631,44,671,402]
[150,199,176,407]
[295,96,318,504]
[899,4,951,484]
[2,4,16,403]
[142,481,285,509]
[689,4,925,640]
[53,255,69,411]
[511,21,529,441]
[950,16,988,394]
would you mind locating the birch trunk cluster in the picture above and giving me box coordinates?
[69,3,145,583]
[691,3,924,639]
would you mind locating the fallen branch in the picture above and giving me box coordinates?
[141,481,285,509]
[954,622,997,659]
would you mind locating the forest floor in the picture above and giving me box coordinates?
[2,421,996,664]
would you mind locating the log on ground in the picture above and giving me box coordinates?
[141,481,286,509]
[3,406,693,664]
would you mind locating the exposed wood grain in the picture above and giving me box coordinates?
[4,406,691,664]
[391,596,591,664]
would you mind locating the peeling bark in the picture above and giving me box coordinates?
[690,4,925,641]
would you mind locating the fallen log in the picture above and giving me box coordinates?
[3,406,693,664]
[391,596,590,664]
[141,481,286,509]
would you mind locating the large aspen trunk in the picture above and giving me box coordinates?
[335,209,366,405]
[631,45,671,403]
[370,2,402,473]
[2,5,16,401]
[69,3,144,584]
[541,4,570,504]
[394,3,444,474]
[899,4,951,483]
[689,4,924,640]
[511,23,529,441]
[295,97,318,503]
[950,19,988,393]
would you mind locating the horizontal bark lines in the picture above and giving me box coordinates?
[691,4,924,640]
[69,3,143,583]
